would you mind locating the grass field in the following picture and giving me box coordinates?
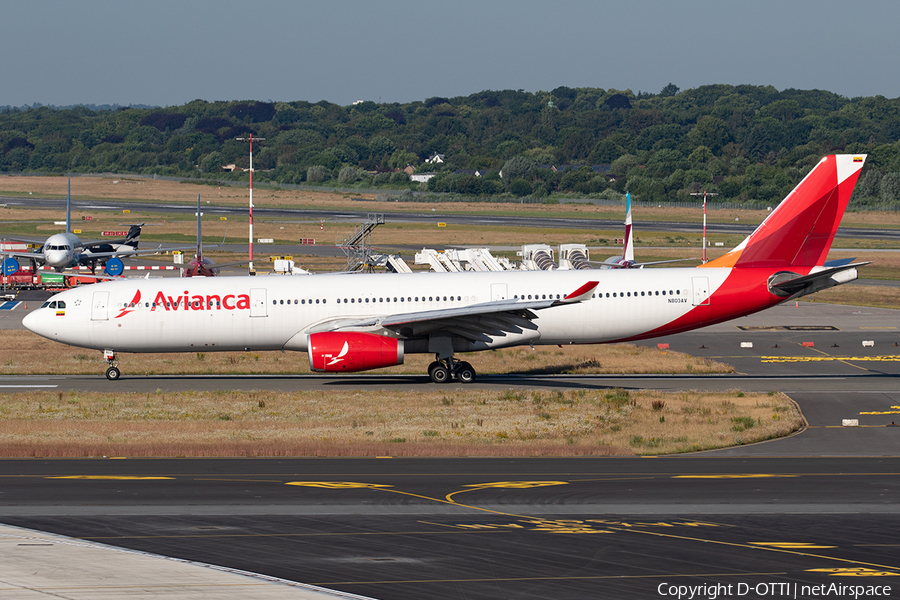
[0,387,800,458]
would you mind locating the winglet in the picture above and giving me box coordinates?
[560,281,598,304]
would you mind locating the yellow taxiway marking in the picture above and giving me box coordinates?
[616,528,900,574]
[672,474,798,479]
[427,518,724,536]
[762,355,900,363]
[46,475,174,480]
[461,481,569,489]
[751,542,837,549]
[446,480,568,503]
[285,481,393,489]
[808,568,900,577]
[860,406,900,415]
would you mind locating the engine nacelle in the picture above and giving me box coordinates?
[308,332,404,373]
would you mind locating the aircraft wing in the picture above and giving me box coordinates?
[0,250,45,260]
[75,245,191,261]
[311,281,598,342]
[592,258,696,269]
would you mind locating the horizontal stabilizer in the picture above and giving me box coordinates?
[768,262,869,298]
[823,257,857,268]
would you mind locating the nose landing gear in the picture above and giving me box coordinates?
[103,349,120,380]
[427,358,476,384]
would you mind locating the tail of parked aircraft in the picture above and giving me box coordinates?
[703,155,866,270]
[196,193,203,259]
[122,224,143,249]
[623,191,634,264]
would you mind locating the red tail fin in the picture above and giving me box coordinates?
[703,155,866,269]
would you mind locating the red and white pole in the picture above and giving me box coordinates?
[237,134,265,275]
[702,191,707,263]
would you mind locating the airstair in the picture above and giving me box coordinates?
[337,213,385,272]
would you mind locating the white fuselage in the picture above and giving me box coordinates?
[25,268,732,354]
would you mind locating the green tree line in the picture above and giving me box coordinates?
[2,84,900,206]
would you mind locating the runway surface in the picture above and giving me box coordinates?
[2,295,900,597]
[8,195,900,242]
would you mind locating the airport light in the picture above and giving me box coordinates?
[690,190,718,263]
[236,134,265,274]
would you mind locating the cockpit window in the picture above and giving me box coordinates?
[41,301,50,308]
[48,301,57,309]
[57,301,65,309]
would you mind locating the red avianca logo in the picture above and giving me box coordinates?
[114,289,251,318]
[114,290,141,319]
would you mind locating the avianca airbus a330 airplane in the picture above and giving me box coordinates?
[25,155,868,382]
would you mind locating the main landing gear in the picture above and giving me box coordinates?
[103,349,120,380]
[427,358,476,384]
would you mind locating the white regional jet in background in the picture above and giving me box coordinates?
[25,155,868,382]
[1,179,162,274]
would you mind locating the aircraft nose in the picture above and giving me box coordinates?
[22,308,50,338]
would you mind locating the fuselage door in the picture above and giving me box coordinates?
[491,283,507,301]
[91,291,109,321]
[250,288,267,317]
[691,276,710,306]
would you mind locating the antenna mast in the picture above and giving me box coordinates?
[690,190,718,263]
[236,134,265,274]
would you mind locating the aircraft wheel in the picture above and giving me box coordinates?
[105,366,120,381]
[429,364,450,384]
[457,362,476,384]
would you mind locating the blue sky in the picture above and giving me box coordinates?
[3,0,898,107]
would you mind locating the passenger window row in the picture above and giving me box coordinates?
[273,295,466,305]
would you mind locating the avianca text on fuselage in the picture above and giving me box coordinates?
[132,290,251,314]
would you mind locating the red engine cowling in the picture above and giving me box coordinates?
[308,332,404,373]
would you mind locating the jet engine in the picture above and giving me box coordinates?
[308,332,404,372]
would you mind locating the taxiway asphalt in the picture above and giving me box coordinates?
[2,457,900,599]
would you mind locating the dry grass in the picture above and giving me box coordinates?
[805,284,900,309]
[1,331,732,376]
[0,388,800,457]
